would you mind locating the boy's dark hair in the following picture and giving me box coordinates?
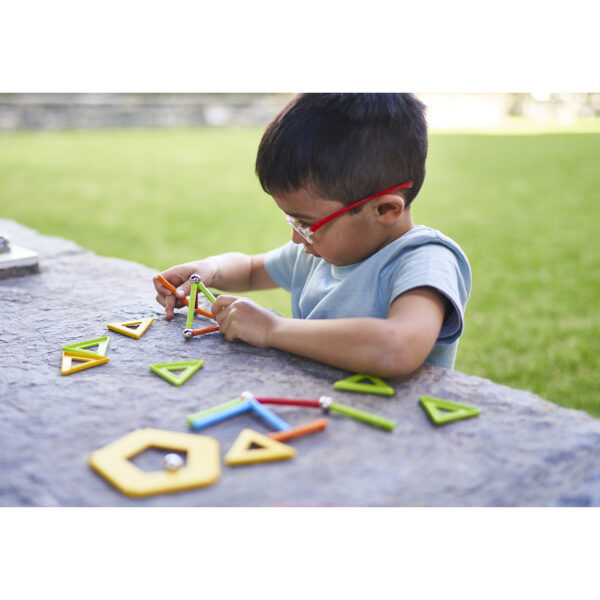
[255,93,428,207]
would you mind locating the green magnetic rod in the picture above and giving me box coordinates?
[186,281,199,329]
[329,401,395,431]
[191,274,216,304]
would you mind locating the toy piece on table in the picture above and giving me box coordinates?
[224,428,296,466]
[253,397,321,408]
[61,352,110,375]
[419,395,481,426]
[323,397,396,431]
[187,397,245,427]
[268,418,328,442]
[333,373,394,396]
[241,392,292,431]
[182,325,220,340]
[188,394,291,432]
[154,273,215,321]
[149,359,204,386]
[107,318,154,339]
[89,428,220,497]
[163,453,185,471]
[189,398,253,431]
[255,395,395,432]
[62,336,109,358]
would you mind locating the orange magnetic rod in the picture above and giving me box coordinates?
[191,325,220,336]
[267,418,328,442]
[155,274,216,321]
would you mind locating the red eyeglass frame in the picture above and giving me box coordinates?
[308,180,414,234]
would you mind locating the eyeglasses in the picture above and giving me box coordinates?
[284,180,414,244]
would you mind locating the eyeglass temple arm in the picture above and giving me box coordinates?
[309,181,414,233]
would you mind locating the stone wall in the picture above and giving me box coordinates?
[2,93,598,132]
[2,219,600,506]
[0,93,294,131]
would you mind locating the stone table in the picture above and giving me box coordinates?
[2,218,600,507]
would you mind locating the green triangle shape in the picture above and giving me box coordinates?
[149,360,204,386]
[333,373,394,396]
[62,336,109,357]
[419,395,481,425]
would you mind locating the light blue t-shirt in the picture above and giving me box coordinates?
[264,225,471,369]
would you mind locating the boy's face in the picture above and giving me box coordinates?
[273,187,394,266]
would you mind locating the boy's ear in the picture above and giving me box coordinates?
[374,194,405,222]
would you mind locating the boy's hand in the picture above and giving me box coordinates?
[212,295,280,348]
[153,262,213,320]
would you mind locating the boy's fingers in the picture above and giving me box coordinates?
[154,269,206,320]
[153,277,171,297]
[212,295,237,310]
[211,295,237,321]
[164,293,177,320]
[175,281,191,300]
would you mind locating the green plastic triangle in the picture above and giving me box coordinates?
[419,395,481,425]
[149,360,204,386]
[333,373,394,396]
[62,336,109,357]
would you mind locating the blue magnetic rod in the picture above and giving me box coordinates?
[189,398,292,432]
[249,399,291,431]
[190,400,252,431]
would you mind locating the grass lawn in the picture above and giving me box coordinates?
[1,126,598,416]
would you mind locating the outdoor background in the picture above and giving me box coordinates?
[1,93,598,416]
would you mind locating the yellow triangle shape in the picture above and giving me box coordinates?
[107,317,154,339]
[224,428,296,466]
[61,351,110,375]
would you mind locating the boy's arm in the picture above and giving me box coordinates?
[212,286,447,378]
[154,253,276,320]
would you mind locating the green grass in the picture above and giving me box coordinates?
[1,126,599,416]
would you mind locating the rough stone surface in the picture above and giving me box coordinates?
[2,218,600,506]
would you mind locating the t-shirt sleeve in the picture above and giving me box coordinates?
[264,242,301,292]
[389,243,471,343]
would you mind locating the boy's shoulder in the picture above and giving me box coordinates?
[361,226,472,291]
[393,224,459,246]
[376,225,469,264]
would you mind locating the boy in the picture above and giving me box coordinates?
[154,93,471,378]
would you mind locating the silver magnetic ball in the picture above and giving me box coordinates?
[241,391,255,401]
[319,396,333,412]
[182,328,194,339]
[190,273,201,282]
[163,453,184,471]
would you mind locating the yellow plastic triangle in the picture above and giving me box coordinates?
[224,428,296,466]
[61,351,110,375]
[62,336,109,357]
[107,317,154,339]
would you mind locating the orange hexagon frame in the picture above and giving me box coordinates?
[89,428,220,497]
